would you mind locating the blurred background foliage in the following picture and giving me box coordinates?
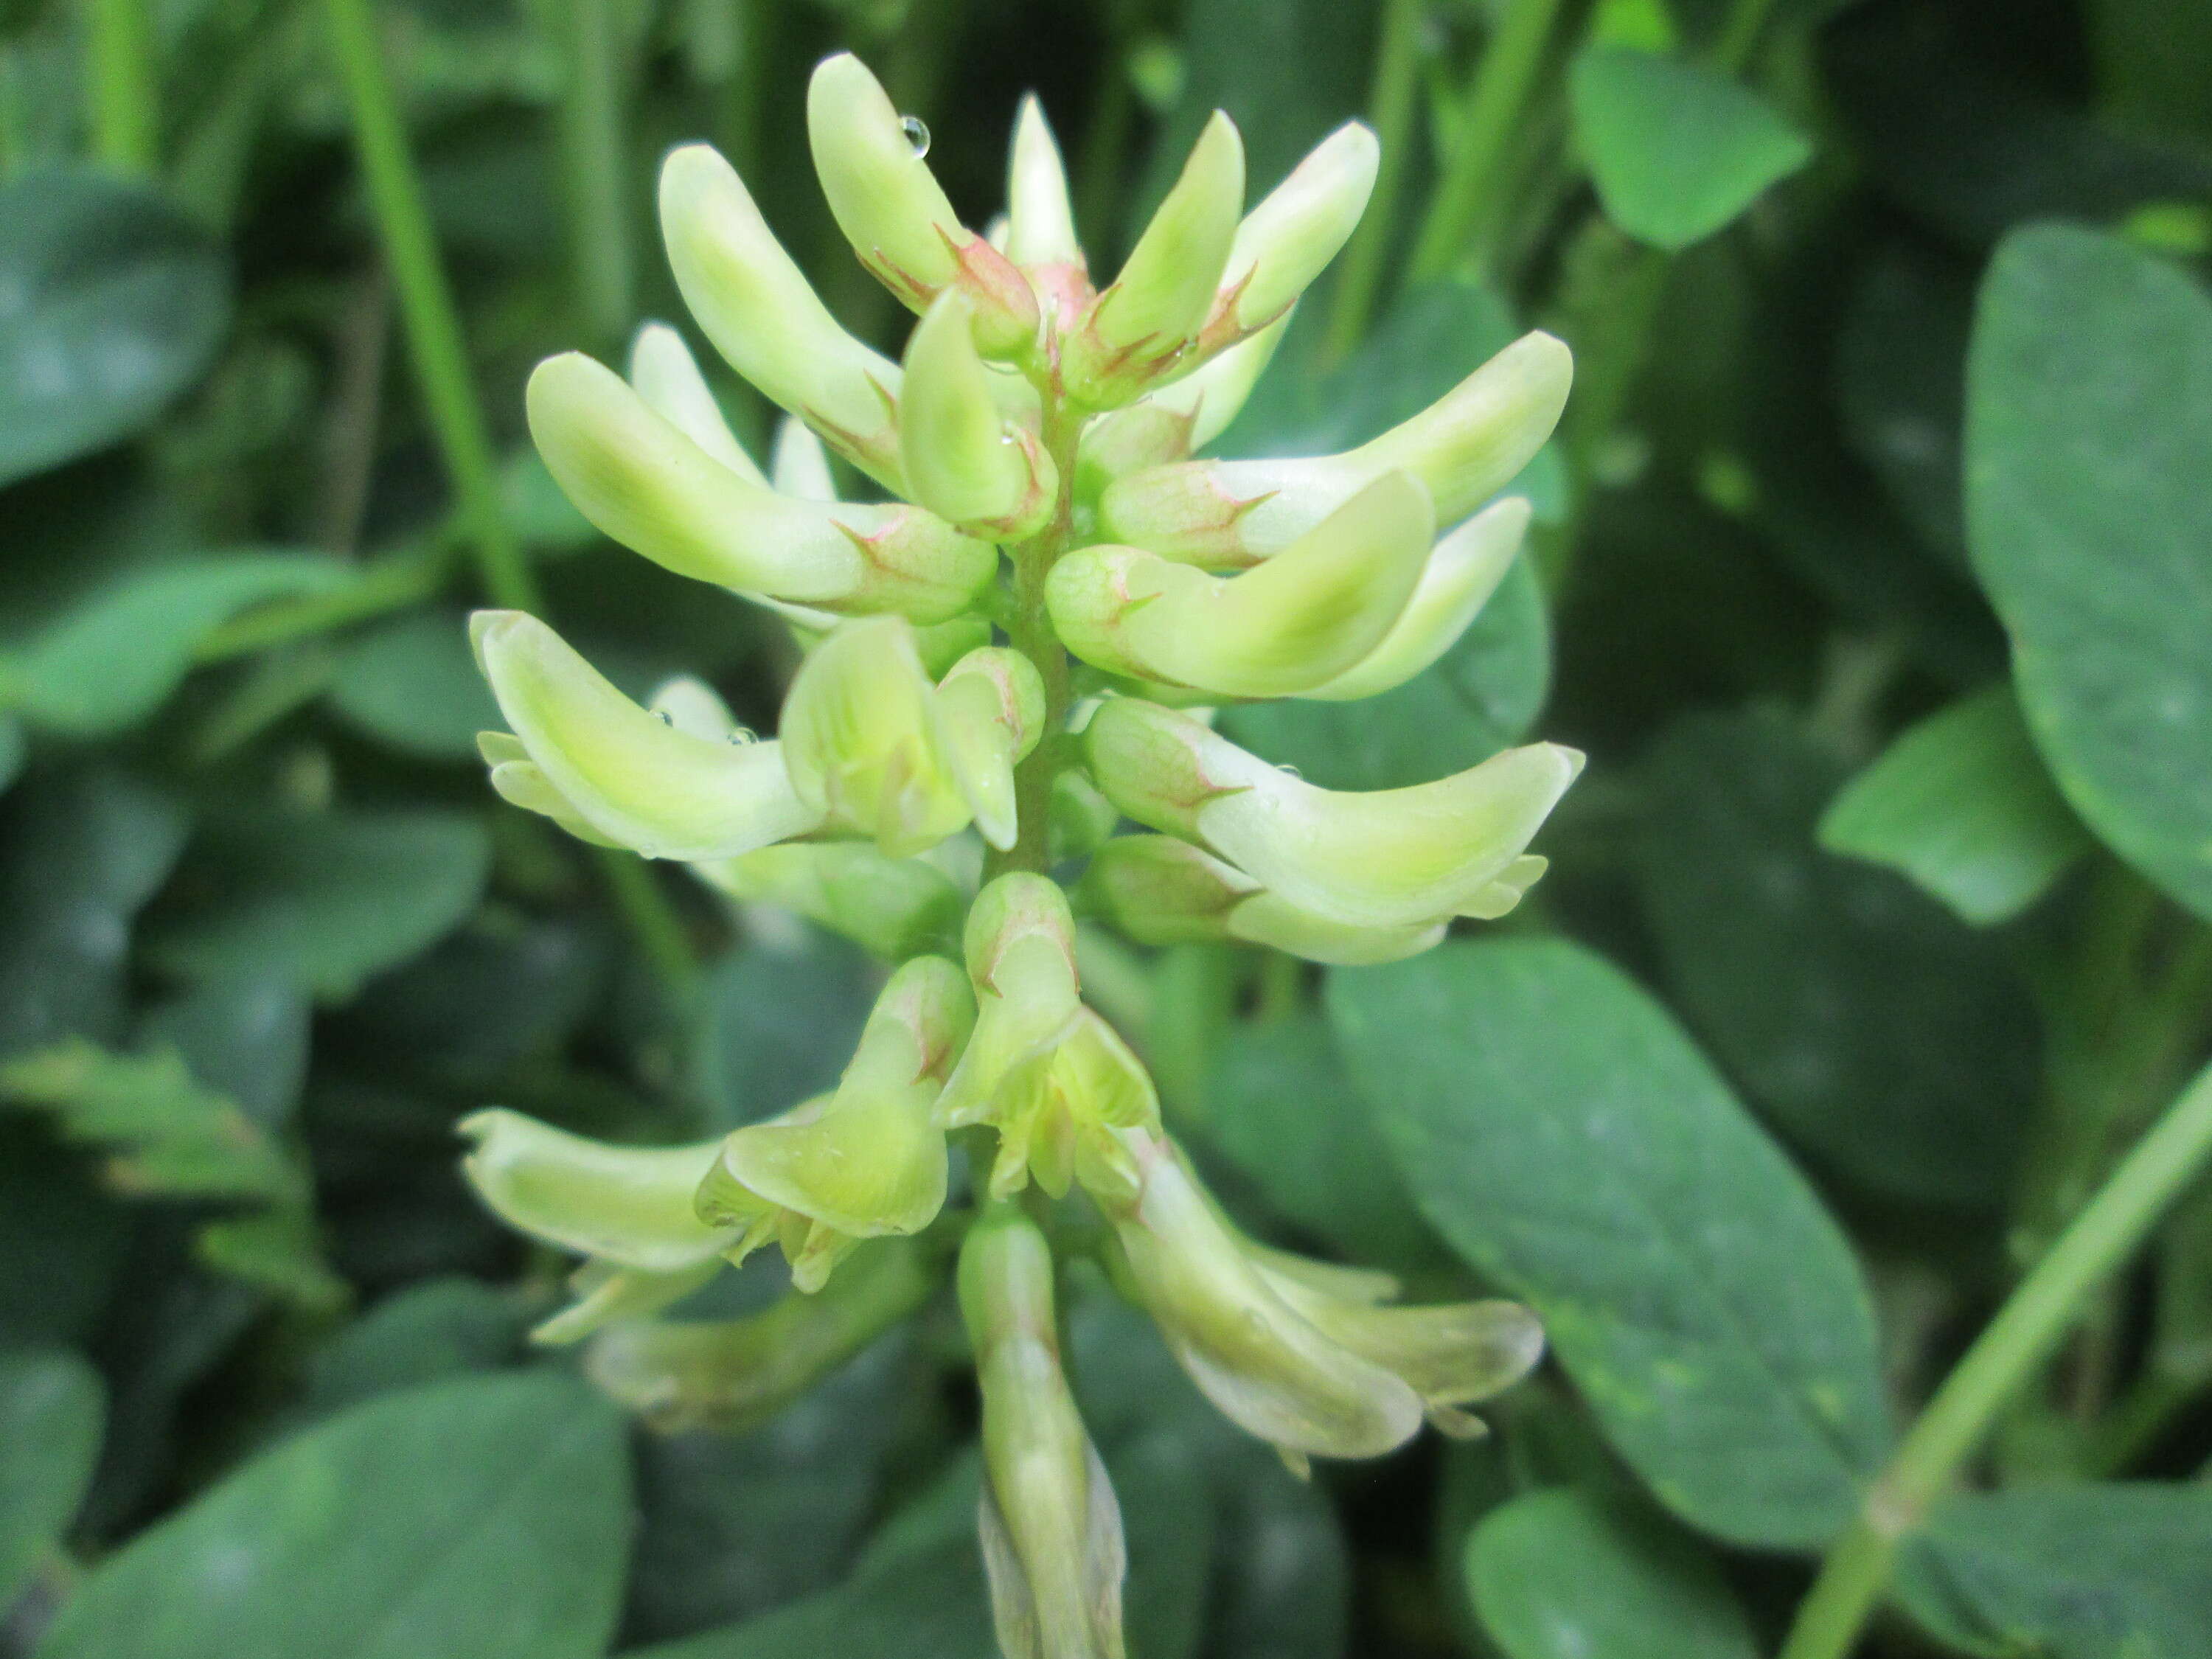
[2,0,2211,1655]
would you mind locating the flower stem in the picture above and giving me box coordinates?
[1408,0,1564,285]
[1323,0,1427,361]
[1775,1057,2212,1659]
[987,401,1083,881]
[319,0,543,616]
[86,0,158,175]
[552,0,636,344]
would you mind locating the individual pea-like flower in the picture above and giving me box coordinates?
[1100,1132,1545,1474]
[961,1204,1128,1659]
[935,874,1161,1204]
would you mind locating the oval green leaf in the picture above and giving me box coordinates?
[1965,224,2212,921]
[1467,1488,1759,1659]
[1327,937,1891,1548]
[38,1372,630,1659]
[0,170,232,488]
[0,1349,105,1609]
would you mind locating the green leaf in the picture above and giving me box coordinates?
[1965,224,2212,922]
[1569,49,1812,251]
[329,608,503,761]
[692,931,877,1131]
[0,169,232,487]
[38,1373,631,1659]
[1638,708,2037,1208]
[1200,1012,1440,1269]
[1897,1484,2212,1659]
[146,807,491,998]
[1820,684,2092,925]
[139,975,312,1131]
[0,714,22,795]
[0,1349,104,1609]
[0,554,345,738]
[1466,1488,1759,1659]
[0,1036,343,1307]
[299,1278,529,1419]
[1217,554,1551,792]
[1328,938,1891,1548]
[0,766,189,1056]
[0,1123,132,1349]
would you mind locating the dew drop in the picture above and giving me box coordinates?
[1279,764,1303,780]
[900,116,931,158]
[653,710,674,726]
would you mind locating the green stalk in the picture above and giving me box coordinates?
[1776,1058,2212,1659]
[552,0,636,343]
[1322,0,1427,359]
[1408,0,1564,285]
[195,540,454,664]
[319,0,542,615]
[320,0,700,1004]
[86,0,159,174]
[1715,0,1781,71]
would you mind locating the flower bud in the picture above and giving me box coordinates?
[1072,311,1294,499]
[692,842,964,960]
[585,1237,934,1432]
[778,616,975,858]
[1047,472,1434,697]
[807,54,1040,358]
[456,1108,737,1343]
[1105,1133,1424,1463]
[960,1205,1128,1659]
[626,321,765,483]
[1077,835,1452,964]
[900,291,1058,539]
[1004,94,1083,274]
[1200,122,1377,349]
[659,142,908,488]
[528,353,993,622]
[1062,113,1245,408]
[1298,496,1531,701]
[938,874,1160,1201]
[1101,331,1572,564]
[476,731,621,848]
[933,647,1048,852]
[770,414,838,501]
[472,610,821,861]
[695,954,974,1291]
[1082,697,1582,928]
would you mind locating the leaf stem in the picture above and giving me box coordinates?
[1776,1057,2212,1659]
[1408,0,1564,285]
[1323,0,1427,360]
[86,0,158,175]
[319,0,543,615]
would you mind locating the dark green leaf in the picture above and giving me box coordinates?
[1467,1488,1759,1659]
[0,714,22,795]
[1820,684,2092,925]
[0,1349,104,1609]
[39,1373,631,1659]
[1329,938,1890,1548]
[1898,1484,2212,1659]
[299,1279,529,1418]
[0,1124,132,1349]
[329,608,503,761]
[1966,224,2212,921]
[1200,1012,1439,1268]
[1570,49,1812,251]
[147,807,491,998]
[693,930,878,1130]
[1638,709,2036,1206]
[1217,555,1550,793]
[139,976,311,1132]
[0,767,189,1057]
[1,553,344,738]
[1115,1430,1217,1659]
[0,170,232,487]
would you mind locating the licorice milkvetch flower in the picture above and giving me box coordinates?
[1100,1133,1545,1472]
[459,56,1579,1656]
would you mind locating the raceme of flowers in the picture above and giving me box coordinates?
[459,52,1576,1659]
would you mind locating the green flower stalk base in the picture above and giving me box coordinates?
[458,53,1576,1659]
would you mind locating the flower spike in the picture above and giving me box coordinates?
[1102,330,1573,564]
[807,53,1040,358]
[1083,697,1582,928]
[1047,471,1435,698]
[473,610,821,861]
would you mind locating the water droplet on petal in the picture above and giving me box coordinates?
[900,116,931,158]
[653,710,674,726]
[1279,764,1303,780]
